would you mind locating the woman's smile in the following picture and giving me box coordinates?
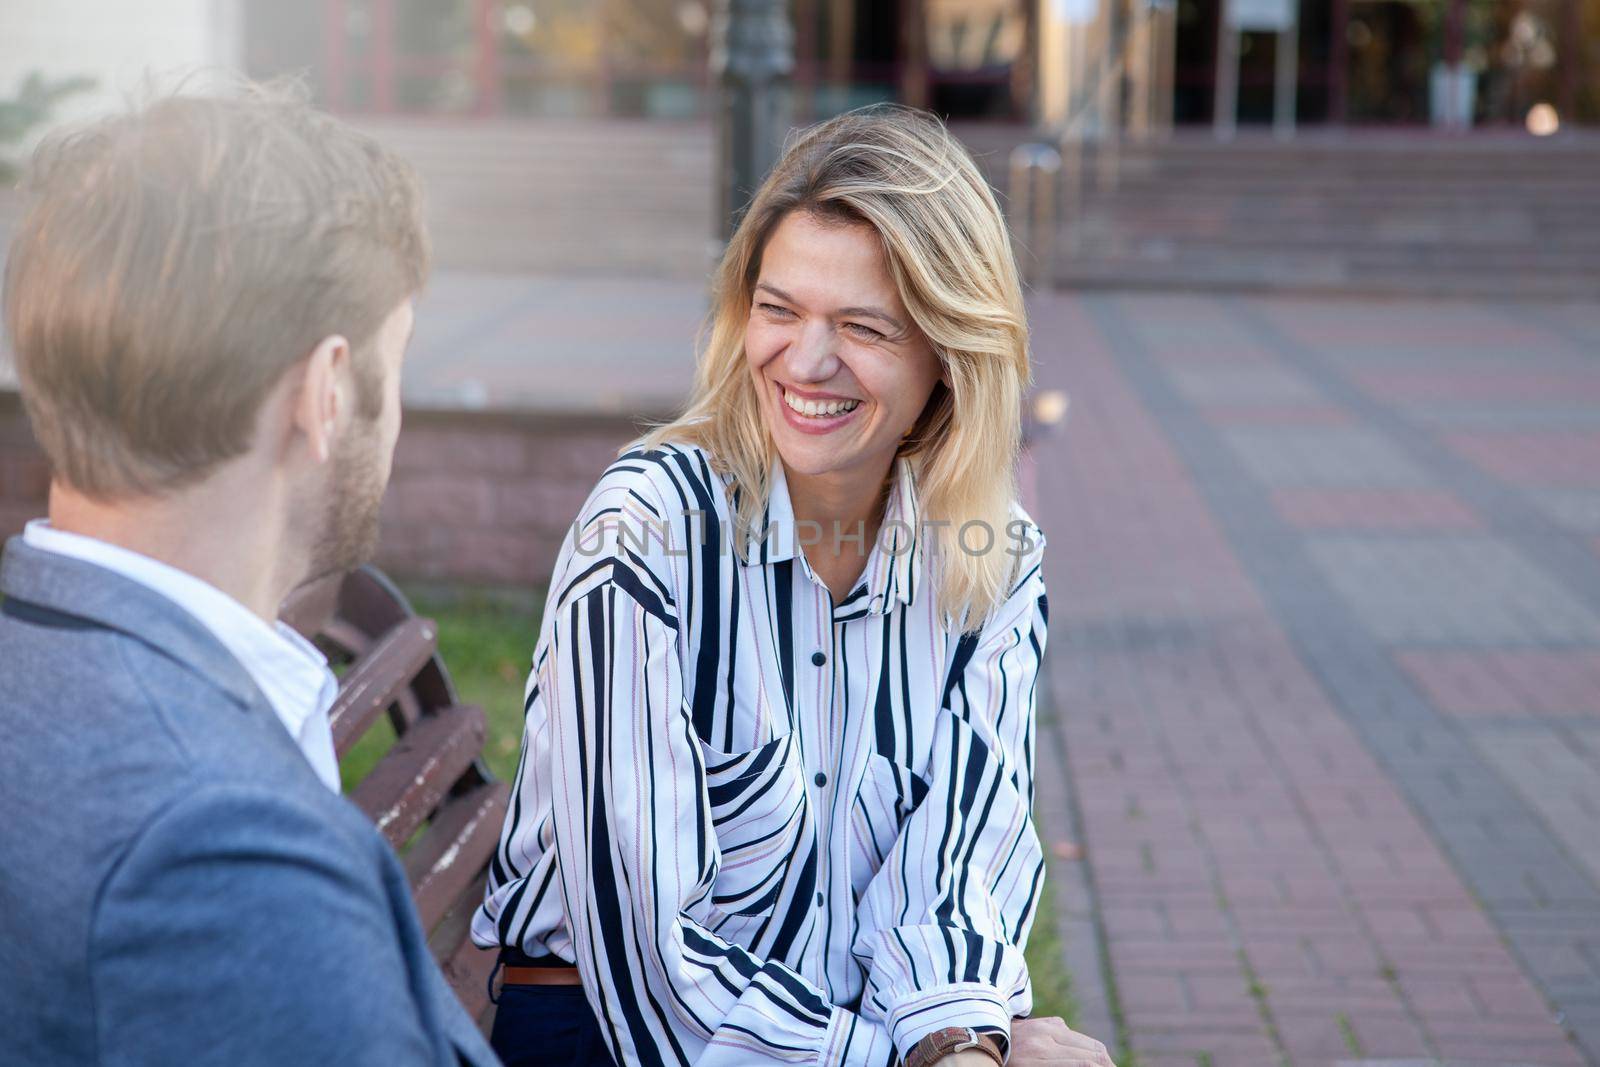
[774,381,866,435]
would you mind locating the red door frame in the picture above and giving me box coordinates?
[322,0,503,116]
[323,0,347,110]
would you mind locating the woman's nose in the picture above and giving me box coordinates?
[783,320,840,383]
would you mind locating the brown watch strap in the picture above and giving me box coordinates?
[903,1027,1005,1067]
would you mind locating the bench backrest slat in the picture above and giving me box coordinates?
[279,566,504,1023]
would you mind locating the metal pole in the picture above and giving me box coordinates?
[1214,3,1238,139]
[1443,0,1465,129]
[1154,0,1178,136]
[1009,144,1062,288]
[712,0,795,242]
[1128,0,1150,140]
[1059,133,1085,258]
[1273,7,1298,138]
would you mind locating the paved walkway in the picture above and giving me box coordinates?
[1028,292,1600,1067]
[401,270,704,414]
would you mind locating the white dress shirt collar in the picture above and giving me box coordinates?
[21,520,342,792]
[737,453,924,614]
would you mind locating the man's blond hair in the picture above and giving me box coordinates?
[3,79,430,499]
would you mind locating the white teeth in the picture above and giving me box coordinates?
[783,389,860,418]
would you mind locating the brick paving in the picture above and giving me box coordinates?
[1029,292,1600,1066]
[402,269,704,414]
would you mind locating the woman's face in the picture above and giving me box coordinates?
[745,210,944,482]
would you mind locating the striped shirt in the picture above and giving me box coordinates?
[472,440,1049,1066]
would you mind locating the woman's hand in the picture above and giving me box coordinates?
[1007,1016,1117,1066]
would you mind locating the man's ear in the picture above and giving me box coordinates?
[295,334,350,464]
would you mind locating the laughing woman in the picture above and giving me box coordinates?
[473,106,1114,1067]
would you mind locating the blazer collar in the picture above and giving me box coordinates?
[0,536,270,714]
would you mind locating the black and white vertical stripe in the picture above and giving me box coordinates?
[473,440,1048,1066]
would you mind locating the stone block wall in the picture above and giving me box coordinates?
[0,391,647,589]
[0,391,49,535]
[377,409,647,587]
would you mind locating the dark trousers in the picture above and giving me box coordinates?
[489,982,614,1067]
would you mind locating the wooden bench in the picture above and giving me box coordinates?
[281,565,510,1024]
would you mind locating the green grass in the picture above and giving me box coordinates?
[340,585,540,791]
[366,584,1082,1023]
[1336,1012,1363,1057]
[1023,853,1080,1027]
[408,586,541,785]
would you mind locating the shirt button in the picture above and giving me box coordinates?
[814,771,827,787]
[811,650,826,667]
[816,892,825,907]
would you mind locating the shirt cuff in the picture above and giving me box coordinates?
[820,1005,894,1067]
[885,983,1014,1065]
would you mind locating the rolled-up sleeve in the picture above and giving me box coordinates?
[853,531,1049,1062]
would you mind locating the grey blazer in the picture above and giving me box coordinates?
[0,538,499,1066]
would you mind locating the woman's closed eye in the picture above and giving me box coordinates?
[756,300,885,343]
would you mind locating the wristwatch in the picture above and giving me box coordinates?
[903,1026,1005,1067]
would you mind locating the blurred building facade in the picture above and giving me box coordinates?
[4,1,1595,132]
[240,0,1600,131]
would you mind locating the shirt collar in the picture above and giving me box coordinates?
[21,520,342,791]
[738,454,923,616]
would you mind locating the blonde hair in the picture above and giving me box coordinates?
[641,104,1032,629]
[3,77,430,499]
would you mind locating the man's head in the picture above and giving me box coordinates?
[2,79,428,583]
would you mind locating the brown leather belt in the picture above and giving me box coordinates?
[501,965,583,987]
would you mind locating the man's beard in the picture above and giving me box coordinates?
[304,427,387,584]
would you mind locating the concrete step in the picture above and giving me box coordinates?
[1048,130,1600,297]
[1075,216,1600,250]
[1075,234,1600,271]
[1058,248,1600,298]
[352,118,714,278]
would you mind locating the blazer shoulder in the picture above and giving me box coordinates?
[88,781,462,1064]
[94,779,382,912]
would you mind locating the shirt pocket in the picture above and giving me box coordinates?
[697,731,812,917]
[849,751,931,889]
